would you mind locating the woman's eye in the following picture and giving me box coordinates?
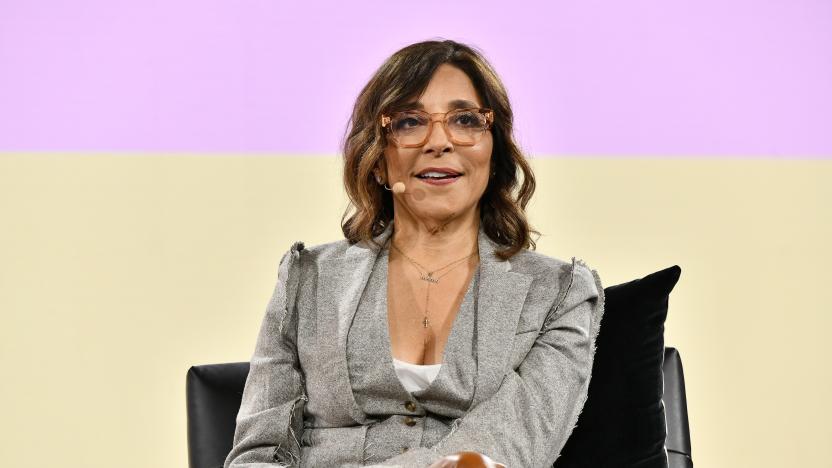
[452,112,481,127]
[394,115,425,130]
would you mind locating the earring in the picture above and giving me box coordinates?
[375,174,384,185]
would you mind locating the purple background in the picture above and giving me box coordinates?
[1,0,830,157]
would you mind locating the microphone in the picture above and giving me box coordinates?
[383,181,406,194]
[384,180,425,201]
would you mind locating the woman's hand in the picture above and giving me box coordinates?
[427,451,506,468]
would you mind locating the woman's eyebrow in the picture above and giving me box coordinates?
[401,99,481,110]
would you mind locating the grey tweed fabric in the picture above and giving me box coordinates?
[224,221,605,468]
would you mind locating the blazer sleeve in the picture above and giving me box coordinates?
[374,260,605,468]
[224,242,307,468]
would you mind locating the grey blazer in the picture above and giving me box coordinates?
[224,222,605,468]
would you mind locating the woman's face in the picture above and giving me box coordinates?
[379,63,493,227]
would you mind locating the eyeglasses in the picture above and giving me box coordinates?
[380,108,495,148]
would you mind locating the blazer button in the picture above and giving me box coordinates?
[401,447,409,453]
[403,416,417,426]
[404,401,417,412]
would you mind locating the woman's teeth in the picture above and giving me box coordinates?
[417,171,459,179]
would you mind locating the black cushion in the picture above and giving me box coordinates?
[554,265,682,468]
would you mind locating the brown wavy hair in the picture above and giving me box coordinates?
[340,39,539,260]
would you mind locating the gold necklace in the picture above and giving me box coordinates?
[391,242,476,284]
[390,240,478,329]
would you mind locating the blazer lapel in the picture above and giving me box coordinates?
[316,224,393,425]
[472,227,534,407]
[314,222,533,421]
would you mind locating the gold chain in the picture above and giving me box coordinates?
[389,238,478,331]
[391,242,476,284]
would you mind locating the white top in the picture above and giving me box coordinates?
[392,358,442,393]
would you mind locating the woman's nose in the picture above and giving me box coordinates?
[424,119,453,153]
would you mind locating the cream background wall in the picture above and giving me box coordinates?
[1,154,830,467]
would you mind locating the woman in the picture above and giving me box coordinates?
[224,39,605,468]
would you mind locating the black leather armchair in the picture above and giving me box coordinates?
[662,348,693,468]
[186,347,692,468]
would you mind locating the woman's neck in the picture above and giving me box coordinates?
[389,212,480,266]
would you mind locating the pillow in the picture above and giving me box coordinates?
[554,265,682,468]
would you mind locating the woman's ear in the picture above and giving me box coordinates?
[374,158,387,179]
[372,163,385,185]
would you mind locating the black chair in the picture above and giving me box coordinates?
[186,347,692,468]
[662,348,693,468]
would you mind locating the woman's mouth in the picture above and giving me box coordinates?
[414,170,462,186]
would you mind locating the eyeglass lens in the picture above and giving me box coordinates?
[390,110,489,146]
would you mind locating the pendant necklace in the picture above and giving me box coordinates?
[390,240,478,332]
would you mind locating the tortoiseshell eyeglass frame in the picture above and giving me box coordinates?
[380,108,495,148]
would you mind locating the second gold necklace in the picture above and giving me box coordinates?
[390,240,478,330]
